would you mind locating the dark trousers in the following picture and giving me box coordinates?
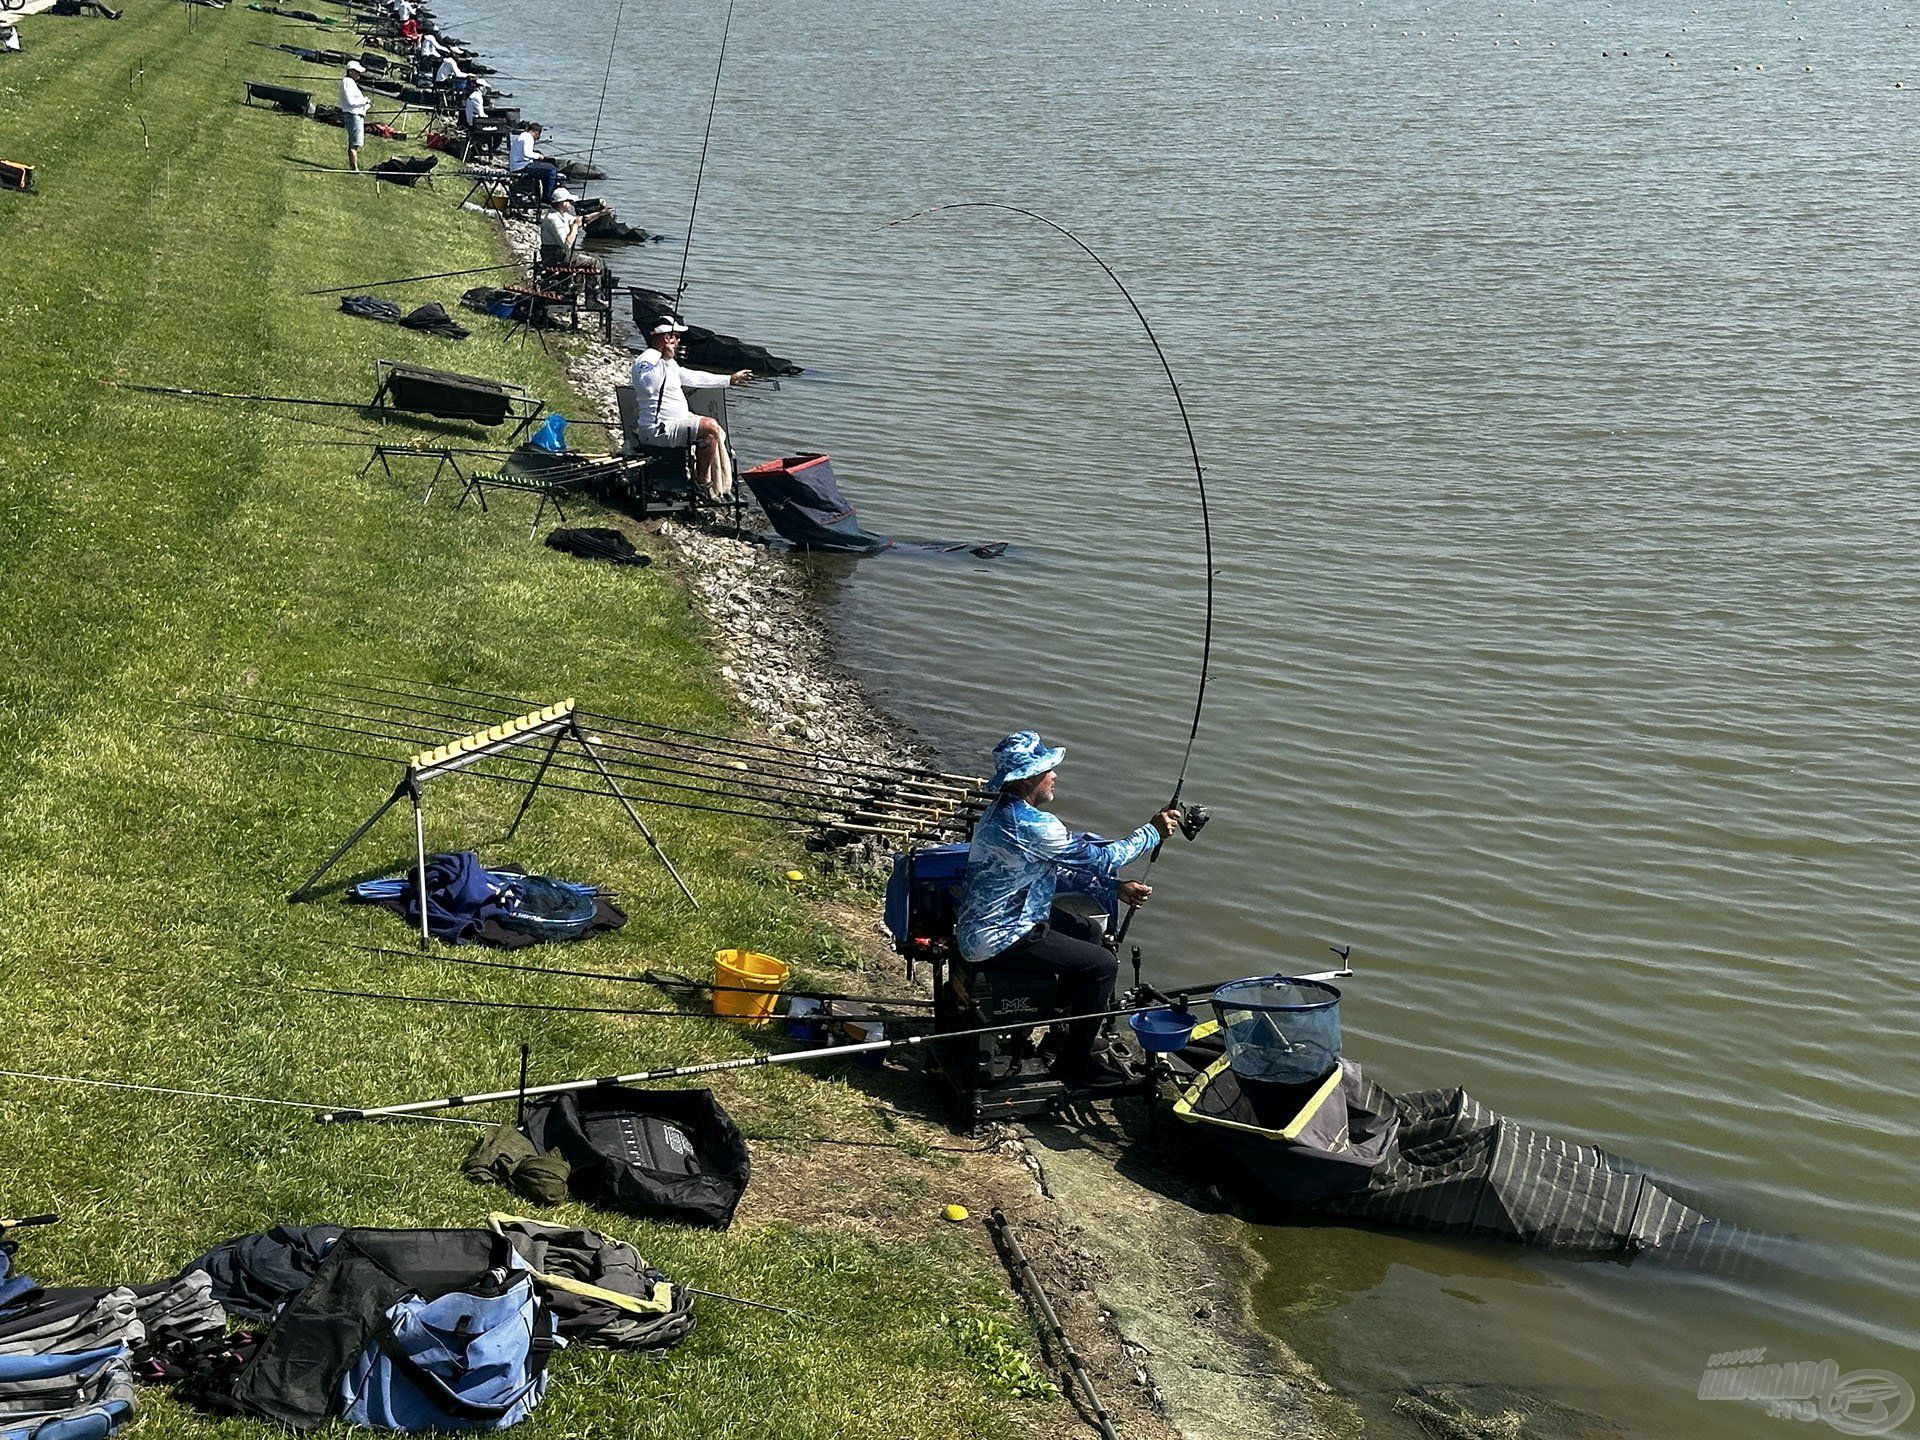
[519,160,561,204]
[990,907,1115,1061]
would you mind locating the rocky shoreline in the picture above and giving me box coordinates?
[494,215,943,811]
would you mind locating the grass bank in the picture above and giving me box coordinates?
[0,7,1074,1437]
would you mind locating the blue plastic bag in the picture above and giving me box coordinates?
[528,414,567,454]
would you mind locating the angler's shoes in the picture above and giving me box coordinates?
[1054,1050,1137,1088]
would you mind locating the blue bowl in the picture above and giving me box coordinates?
[1129,1007,1198,1054]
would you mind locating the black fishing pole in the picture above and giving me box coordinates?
[76,953,681,1026]
[987,1209,1119,1440]
[106,380,368,411]
[358,673,988,789]
[293,981,707,1022]
[317,997,1184,1122]
[209,691,956,829]
[187,717,948,841]
[886,203,1217,942]
[304,262,523,296]
[674,0,736,306]
[582,0,625,176]
[352,942,936,1009]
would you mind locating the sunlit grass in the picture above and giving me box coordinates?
[0,8,1059,1436]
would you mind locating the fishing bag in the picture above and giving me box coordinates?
[522,1087,750,1229]
[219,1228,553,1432]
[335,1251,556,1432]
[0,1343,137,1440]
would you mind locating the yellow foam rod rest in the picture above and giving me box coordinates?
[410,700,573,769]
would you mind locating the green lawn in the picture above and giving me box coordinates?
[0,7,1058,1437]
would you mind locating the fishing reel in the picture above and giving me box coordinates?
[1170,801,1211,841]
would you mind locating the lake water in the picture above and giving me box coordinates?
[434,0,1919,1432]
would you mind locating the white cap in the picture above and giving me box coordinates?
[345,60,365,72]
[648,317,689,335]
[552,187,577,205]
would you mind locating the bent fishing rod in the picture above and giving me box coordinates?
[675,0,735,307]
[318,997,1184,1123]
[886,203,1216,940]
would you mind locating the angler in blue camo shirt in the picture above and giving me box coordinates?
[957,731,1181,1082]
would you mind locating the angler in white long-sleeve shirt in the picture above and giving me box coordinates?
[629,315,752,500]
[339,60,372,171]
[507,122,562,204]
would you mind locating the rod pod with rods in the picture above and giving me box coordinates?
[987,1208,1119,1440]
[316,998,1189,1123]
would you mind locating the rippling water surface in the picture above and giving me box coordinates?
[437,0,1918,1430]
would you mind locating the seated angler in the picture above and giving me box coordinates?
[461,76,487,130]
[433,53,470,89]
[539,188,604,274]
[955,732,1180,1084]
[508,122,563,205]
[628,315,751,500]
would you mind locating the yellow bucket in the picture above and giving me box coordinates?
[712,949,789,1023]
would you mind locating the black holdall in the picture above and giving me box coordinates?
[522,1087,751,1230]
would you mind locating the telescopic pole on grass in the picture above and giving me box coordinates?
[315,999,1184,1124]
[987,1208,1119,1440]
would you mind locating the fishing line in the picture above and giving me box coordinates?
[675,0,736,306]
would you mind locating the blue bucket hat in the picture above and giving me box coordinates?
[989,731,1065,792]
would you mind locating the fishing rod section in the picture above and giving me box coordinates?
[987,1209,1119,1440]
[189,678,989,847]
[316,998,1189,1123]
[353,943,937,1009]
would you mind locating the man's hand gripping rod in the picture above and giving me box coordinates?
[1113,799,1210,945]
